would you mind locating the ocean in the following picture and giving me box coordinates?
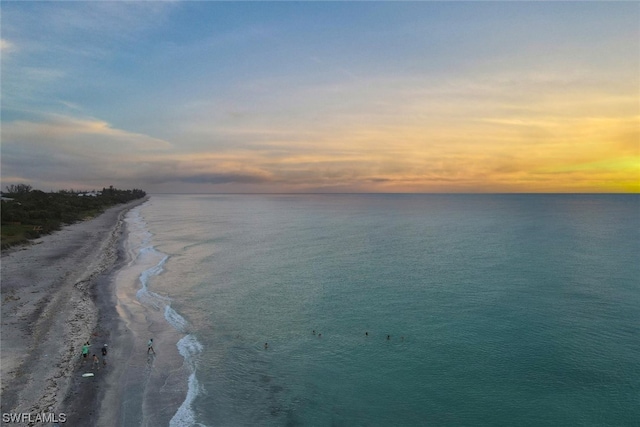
[117,194,639,426]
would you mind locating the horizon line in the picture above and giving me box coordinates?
[145,192,640,195]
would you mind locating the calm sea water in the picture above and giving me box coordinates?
[122,194,639,426]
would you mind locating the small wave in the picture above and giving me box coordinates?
[169,335,205,426]
[127,205,206,426]
[177,334,203,370]
[136,288,171,310]
[169,372,205,427]
[139,253,169,289]
[125,207,154,262]
[135,252,170,309]
[165,305,191,334]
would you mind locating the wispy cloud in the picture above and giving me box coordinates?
[1,114,175,189]
[3,114,172,151]
[0,38,16,53]
[1,2,637,193]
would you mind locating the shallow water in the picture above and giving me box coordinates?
[122,194,639,426]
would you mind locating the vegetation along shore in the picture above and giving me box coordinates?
[1,184,146,250]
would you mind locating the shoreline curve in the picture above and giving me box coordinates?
[1,197,148,424]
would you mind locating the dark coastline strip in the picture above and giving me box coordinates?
[59,197,148,426]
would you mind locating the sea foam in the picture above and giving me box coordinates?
[127,206,206,426]
[170,372,204,427]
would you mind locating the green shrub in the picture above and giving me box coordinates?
[1,185,145,250]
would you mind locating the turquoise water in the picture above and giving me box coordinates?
[127,194,639,426]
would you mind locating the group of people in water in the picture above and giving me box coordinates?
[314,330,402,340]
[264,330,404,350]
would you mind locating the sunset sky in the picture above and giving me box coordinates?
[1,1,638,193]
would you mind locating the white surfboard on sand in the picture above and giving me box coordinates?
[82,373,94,377]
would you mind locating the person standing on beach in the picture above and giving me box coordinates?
[92,354,100,370]
[81,342,90,363]
[147,338,155,354]
[101,344,108,366]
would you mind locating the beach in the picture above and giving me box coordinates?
[1,197,148,426]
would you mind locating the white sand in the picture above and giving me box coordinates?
[1,198,147,420]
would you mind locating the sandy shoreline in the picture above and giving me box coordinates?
[1,197,148,425]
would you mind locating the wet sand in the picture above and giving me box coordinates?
[1,197,148,426]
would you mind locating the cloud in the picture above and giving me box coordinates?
[0,39,16,53]
[3,114,172,152]
[2,2,636,193]
[1,113,280,191]
[176,172,272,185]
[1,114,175,189]
[11,2,176,47]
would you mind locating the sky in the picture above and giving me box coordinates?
[1,1,638,193]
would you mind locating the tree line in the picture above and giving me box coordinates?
[1,184,146,249]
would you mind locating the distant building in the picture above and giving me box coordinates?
[78,191,101,197]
